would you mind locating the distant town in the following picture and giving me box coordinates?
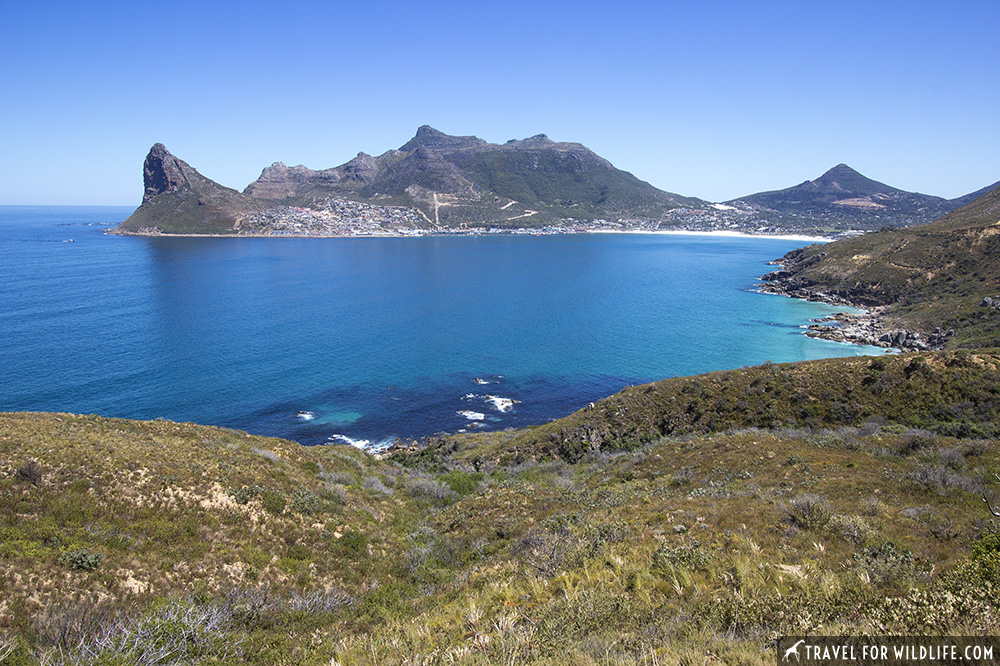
[235,196,860,239]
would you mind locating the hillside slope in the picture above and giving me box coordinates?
[405,350,1000,464]
[243,126,703,225]
[761,183,1000,347]
[5,349,1000,663]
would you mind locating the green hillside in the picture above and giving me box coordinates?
[762,184,1000,347]
[3,350,1000,664]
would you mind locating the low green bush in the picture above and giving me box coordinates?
[59,548,103,571]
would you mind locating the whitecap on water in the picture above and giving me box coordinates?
[295,411,316,421]
[325,433,396,453]
[457,410,486,421]
[326,434,369,449]
[483,395,519,412]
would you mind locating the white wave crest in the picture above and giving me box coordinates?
[484,395,519,412]
[326,434,369,449]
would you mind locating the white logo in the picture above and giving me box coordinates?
[783,640,806,662]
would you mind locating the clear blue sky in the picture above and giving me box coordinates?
[2,0,997,206]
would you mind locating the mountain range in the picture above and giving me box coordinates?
[243,125,700,225]
[115,127,994,235]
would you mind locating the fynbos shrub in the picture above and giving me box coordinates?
[652,539,711,571]
[783,494,832,530]
[828,513,874,546]
[290,490,320,514]
[15,460,42,485]
[59,548,103,571]
[407,476,458,503]
[228,485,286,514]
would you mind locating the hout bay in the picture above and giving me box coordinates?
[4,129,1000,663]
[5,0,1000,659]
[1,203,880,450]
[14,126,954,451]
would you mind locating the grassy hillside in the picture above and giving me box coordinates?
[3,350,1000,664]
[762,185,1000,347]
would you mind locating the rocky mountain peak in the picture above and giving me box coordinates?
[345,152,376,168]
[255,162,290,181]
[504,134,556,149]
[142,143,188,203]
[400,125,487,152]
[817,163,860,181]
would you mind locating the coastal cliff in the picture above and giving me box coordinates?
[114,144,265,235]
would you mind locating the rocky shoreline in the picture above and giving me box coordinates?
[759,263,953,351]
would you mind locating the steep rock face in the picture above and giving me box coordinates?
[116,144,264,235]
[142,143,188,203]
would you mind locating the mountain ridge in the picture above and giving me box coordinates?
[241,125,698,224]
[113,131,994,235]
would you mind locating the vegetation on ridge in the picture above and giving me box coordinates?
[3,349,1000,663]
[762,184,1000,347]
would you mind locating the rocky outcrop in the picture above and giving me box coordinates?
[399,125,488,152]
[243,162,343,201]
[116,144,265,235]
[142,143,188,203]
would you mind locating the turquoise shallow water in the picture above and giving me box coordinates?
[0,207,882,448]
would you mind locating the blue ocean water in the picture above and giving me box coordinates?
[1,206,882,449]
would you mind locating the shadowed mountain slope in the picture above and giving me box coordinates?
[728,164,963,230]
